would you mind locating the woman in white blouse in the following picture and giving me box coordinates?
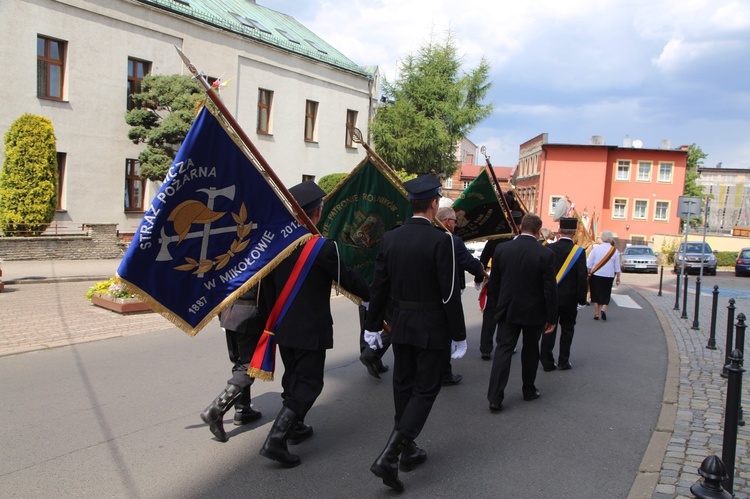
[586,231,621,321]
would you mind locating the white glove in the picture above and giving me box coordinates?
[361,301,369,310]
[577,303,586,311]
[450,340,468,359]
[364,330,383,350]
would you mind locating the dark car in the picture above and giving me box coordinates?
[736,248,750,277]
[620,245,659,273]
[673,242,717,275]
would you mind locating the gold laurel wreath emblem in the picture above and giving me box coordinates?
[174,202,253,274]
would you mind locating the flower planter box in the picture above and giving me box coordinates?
[91,294,152,314]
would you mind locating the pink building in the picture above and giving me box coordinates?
[514,133,688,245]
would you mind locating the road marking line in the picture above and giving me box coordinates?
[611,293,642,309]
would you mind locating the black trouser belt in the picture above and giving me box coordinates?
[393,300,442,311]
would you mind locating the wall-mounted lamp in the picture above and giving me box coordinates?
[625,225,630,230]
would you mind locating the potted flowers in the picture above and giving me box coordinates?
[85,276,151,314]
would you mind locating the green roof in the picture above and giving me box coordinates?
[135,0,371,78]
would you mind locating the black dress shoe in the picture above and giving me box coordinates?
[543,364,557,372]
[481,353,491,360]
[375,358,389,373]
[523,390,541,401]
[442,373,462,386]
[489,402,504,412]
[601,311,607,321]
[558,362,572,370]
[360,350,381,379]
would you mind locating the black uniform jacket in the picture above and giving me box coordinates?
[547,237,588,307]
[365,217,466,350]
[260,238,369,351]
[489,234,558,326]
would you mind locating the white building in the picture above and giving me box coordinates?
[1,0,378,234]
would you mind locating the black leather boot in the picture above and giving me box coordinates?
[234,386,262,425]
[200,384,242,442]
[287,420,314,445]
[399,440,427,472]
[259,406,301,467]
[371,429,407,492]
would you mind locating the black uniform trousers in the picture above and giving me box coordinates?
[479,301,497,355]
[540,305,578,369]
[278,346,326,420]
[392,343,445,440]
[226,329,262,389]
[487,321,543,404]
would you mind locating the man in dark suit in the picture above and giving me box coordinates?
[258,181,370,468]
[487,213,557,412]
[365,175,467,492]
[540,217,588,371]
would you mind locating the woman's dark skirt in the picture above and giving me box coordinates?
[589,275,615,305]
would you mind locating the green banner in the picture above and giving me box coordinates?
[318,158,412,284]
[451,169,513,242]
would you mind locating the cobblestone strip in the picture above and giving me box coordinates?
[634,282,750,498]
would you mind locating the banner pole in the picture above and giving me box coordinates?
[481,148,519,235]
[175,47,318,236]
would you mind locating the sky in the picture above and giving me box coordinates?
[263,0,750,169]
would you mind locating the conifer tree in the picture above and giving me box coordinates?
[0,114,58,235]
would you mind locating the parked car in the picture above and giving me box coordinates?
[620,245,659,273]
[736,247,750,277]
[673,242,717,275]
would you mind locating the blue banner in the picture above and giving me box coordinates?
[118,106,310,335]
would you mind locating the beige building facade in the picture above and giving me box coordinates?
[1,0,377,234]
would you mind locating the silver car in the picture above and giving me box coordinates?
[673,242,718,275]
[620,245,659,273]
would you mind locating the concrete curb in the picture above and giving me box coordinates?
[627,285,680,498]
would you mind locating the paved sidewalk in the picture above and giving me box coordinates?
[628,273,750,498]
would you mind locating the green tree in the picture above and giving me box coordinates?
[125,74,204,182]
[318,173,348,194]
[682,143,708,229]
[371,33,492,177]
[0,114,58,235]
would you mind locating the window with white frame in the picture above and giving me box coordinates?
[550,196,562,215]
[616,160,630,181]
[658,162,673,182]
[655,201,669,221]
[637,161,652,182]
[445,178,453,189]
[613,198,627,219]
[463,181,470,189]
[633,199,648,219]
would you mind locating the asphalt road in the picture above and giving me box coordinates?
[0,285,667,498]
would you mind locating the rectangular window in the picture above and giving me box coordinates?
[465,153,474,165]
[616,160,630,181]
[302,174,315,183]
[631,236,646,245]
[37,35,65,99]
[304,100,318,142]
[633,199,648,219]
[125,159,145,212]
[445,178,453,189]
[127,57,151,110]
[655,201,669,221]
[56,152,66,210]
[463,181,470,189]
[257,88,273,134]
[658,162,673,182]
[637,161,652,182]
[613,198,627,219]
[550,196,562,215]
[345,109,358,147]
[277,29,300,44]
[305,39,328,54]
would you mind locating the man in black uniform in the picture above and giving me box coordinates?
[540,217,588,371]
[258,181,370,468]
[487,213,557,411]
[365,175,467,492]
[436,206,484,385]
[200,286,263,442]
